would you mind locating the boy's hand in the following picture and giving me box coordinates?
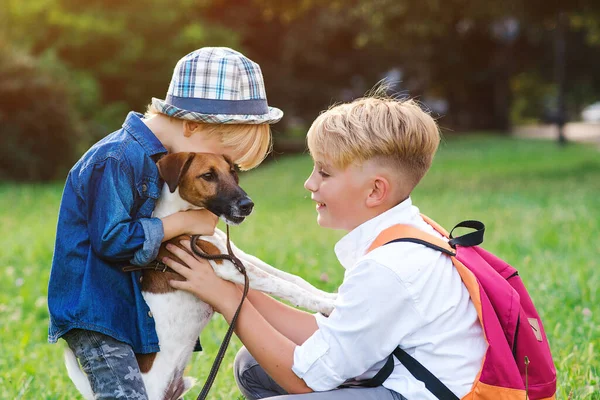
[161,209,219,242]
[164,240,239,311]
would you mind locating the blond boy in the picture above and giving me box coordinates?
[164,96,487,399]
[48,47,281,399]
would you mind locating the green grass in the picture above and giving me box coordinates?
[0,135,599,399]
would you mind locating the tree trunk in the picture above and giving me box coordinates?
[555,11,568,145]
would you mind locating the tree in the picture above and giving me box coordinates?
[2,0,240,133]
[235,0,600,131]
[0,43,82,180]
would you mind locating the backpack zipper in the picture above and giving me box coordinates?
[507,271,519,280]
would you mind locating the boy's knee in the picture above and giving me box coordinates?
[234,346,258,381]
[233,346,288,399]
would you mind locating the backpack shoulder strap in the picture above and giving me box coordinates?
[355,219,464,399]
[367,224,456,256]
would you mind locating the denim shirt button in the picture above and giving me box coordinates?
[139,276,143,283]
[148,311,153,318]
[141,184,148,192]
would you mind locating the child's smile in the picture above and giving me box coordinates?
[305,158,374,231]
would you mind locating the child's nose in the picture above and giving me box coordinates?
[304,173,318,192]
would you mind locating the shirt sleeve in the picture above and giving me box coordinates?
[83,157,163,266]
[292,260,425,391]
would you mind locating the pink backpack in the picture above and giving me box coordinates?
[363,216,557,400]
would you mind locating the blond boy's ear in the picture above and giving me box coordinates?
[183,120,202,137]
[365,176,390,208]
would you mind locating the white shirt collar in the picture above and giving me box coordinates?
[334,197,419,269]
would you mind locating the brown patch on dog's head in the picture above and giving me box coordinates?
[157,152,196,193]
[158,152,254,225]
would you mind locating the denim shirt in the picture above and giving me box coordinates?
[48,112,167,353]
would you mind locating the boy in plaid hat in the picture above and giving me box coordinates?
[48,47,282,399]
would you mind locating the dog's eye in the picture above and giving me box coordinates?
[199,172,216,182]
[230,169,239,182]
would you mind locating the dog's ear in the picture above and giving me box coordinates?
[157,152,196,193]
[222,154,235,168]
[222,155,239,183]
[222,155,237,172]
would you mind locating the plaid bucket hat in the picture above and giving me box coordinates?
[152,47,283,124]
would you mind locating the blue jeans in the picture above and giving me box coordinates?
[234,347,406,400]
[63,329,149,400]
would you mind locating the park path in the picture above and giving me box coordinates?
[513,122,600,148]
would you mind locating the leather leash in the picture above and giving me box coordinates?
[190,225,249,400]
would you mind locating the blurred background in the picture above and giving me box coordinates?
[1,0,600,181]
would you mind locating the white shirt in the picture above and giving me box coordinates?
[292,198,487,399]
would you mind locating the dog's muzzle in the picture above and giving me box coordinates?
[211,194,254,225]
[236,197,254,216]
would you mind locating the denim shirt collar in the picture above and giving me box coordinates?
[122,112,168,158]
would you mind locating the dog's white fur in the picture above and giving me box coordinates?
[66,183,336,400]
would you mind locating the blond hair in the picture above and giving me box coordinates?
[145,103,272,170]
[307,96,440,190]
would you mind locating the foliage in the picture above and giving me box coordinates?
[238,0,600,130]
[0,136,599,398]
[202,0,386,127]
[1,0,240,131]
[510,71,556,124]
[0,44,82,181]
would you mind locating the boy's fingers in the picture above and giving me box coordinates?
[165,242,211,270]
[169,280,195,294]
[161,256,190,278]
[166,242,197,266]
[169,280,182,289]
[180,240,212,264]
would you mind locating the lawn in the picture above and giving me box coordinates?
[0,135,598,399]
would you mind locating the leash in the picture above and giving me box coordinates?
[190,225,249,400]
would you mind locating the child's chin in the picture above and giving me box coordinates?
[316,216,333,229]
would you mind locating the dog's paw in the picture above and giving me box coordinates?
[314,299,336,317]
[182,377,197,396]
[324,292,338,300]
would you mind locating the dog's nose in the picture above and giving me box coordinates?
[238,198,254,215]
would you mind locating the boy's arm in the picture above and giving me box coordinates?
[84,158,213,265]
[220,287,314,394]
[226,261,420,393]
[84,158,159,265]
[160,210,218,243]
[244,289,319,345]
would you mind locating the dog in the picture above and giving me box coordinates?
[65,152,336,400]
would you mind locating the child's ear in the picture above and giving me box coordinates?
[366,176,390,208]
[183,121,201,137]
